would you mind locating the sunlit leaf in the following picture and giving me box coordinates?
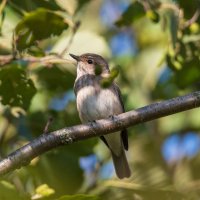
[166,54,182,71]
[100,67,119,88]
[110,67,119,78]
[146,10,160,23]
[14,8,69,51]
[35,184,55,197]
[0,65,36,110]
[189,23,200,34]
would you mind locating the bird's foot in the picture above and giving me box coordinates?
[109,115,122,126]
[88,120,97,135]
[88,120,96,124]
[109,115,117,121]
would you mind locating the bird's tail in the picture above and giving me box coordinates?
[111,148,131,179]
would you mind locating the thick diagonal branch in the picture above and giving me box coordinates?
[0,91,200,176]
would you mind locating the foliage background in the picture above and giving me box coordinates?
[0,0,200,199]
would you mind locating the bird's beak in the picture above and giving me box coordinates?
[69,53,80,62]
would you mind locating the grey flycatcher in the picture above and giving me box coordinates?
[70,53,131,179]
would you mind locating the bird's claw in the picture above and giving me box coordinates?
[109,115,116,121]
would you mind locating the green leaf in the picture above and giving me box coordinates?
[100,78,112,88]
[36,149,83,194]
[8,0,63,14]
[167,10,179,49]
[146,10,160,23]
[58,194,101,200]
[0,181,23,200]
[95,64,102,76]
[100,67,119,88]
[110,67,119,79]
[35,184,55,197]
[115,2,145,27]
[15,8,69,51]
[0,65,36,110]
[166,54,182,71]
[174,60,200,88]
[27,46,46,57]
[176,0,200,19]
[36,66,74,93]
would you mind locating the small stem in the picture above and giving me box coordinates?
[43,117,53,134]
[0,0,7,16]
[140,0,150,12]
[7,1,27,16]
[59,21,81,57]
[0,119,10,157]
[184,9,200,28]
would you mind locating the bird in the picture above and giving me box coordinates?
[70,53,131,179]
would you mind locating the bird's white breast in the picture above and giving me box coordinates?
[76,85,122,122]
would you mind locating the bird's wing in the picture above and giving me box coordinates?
[112,83,128,151]
[112,83,125,112]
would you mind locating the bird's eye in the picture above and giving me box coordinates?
[87,59,93,64]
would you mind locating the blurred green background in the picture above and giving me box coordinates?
[0,0,200,199]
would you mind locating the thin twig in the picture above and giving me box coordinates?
[184,9,200,28]
[7,1,26,16]
[0,90,200,175]
[0,119,10,157]
[141,0,151,12]
[43,116,53,134]
[59,21,81,57]
[103,180,172,191]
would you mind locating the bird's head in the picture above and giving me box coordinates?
[70,53,110,76]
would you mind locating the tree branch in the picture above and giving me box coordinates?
[0,55,73,66]
[0,91,200,176]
